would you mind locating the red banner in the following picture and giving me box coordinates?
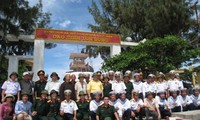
[35,28,120,44]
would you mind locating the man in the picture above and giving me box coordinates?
[167,89,182,112]
[132,73,144,99]
[108,70,115,84]
[143,74,155,98]
[75,73,87,100]
[20,72,34,103]
[44,74,49,81]
[84,73,90,84]
[34,70,47,99]
[76,91,89,120]
[96,96,120,120]
[190,86,200,109]
[167,70,182,92]
[60,74,75,101]
[45,72,62,94]
[179,88,195,111]
[47,90,63,120]
[32,90,49,120]
[123,73,133,100]
[125,70,134,82]
[87,72,103,100]
[15,92,32,120]
[96,71,102,81]
[111,71,126,97]
[60,89,78,120]
[1,72,21,103]
[109,91,117,106]
[155,75,168,95]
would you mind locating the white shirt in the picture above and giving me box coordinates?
[89,100,103,113]
[190,94,200,106]
[111,81,126,93]
[167,79,181,90]
[60,100,78,114]
[132,81,143,93]
[115,98,130,117]
[45,80,63,94]
[179,95,193,106]
[143,82,155,97]
[109,100,117,106]
[75,81,87,99]
[155,82,168,93]
[1,79,21,95]
[130,98,144,110]
[155,96,168,107]
[167,96,182,109]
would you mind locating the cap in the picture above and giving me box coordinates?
[146,91,153,97]
[157,90,166,94]
[64,89,72,96]
[148,74,155,78]
[170,89,179,93]
[125,70,132,76]
[96,71,102,76]
[175,73,180,77]
[79,91,86,96]
[193,85,200,91]
[41,90,48,95]
[133,73,140,77]
[93,91,102,96]
[78,73,85,79]
[50,90,58,95]
[23,72,29,76]
[109,91,116,95]
[9,72,18,78]
[114,71,121,76]
[92,72,98,77]
[181,88,187,92]
[21,92,29,97]
[37,70,45,76]
[132,90,139,95]
[3,94,15,102]
[123,73,130,78]
[84,73,90,77]
[108,70,114,75]
[119,90,126,94]
[169,70,176,75]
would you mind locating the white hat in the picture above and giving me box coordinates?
[119,90,126,94]
[114,71,121,76]
[148,74,155,78]
[64,89,72,95]
[133,73,140,77]
[109,91,116,95]
[159,72,165,76]
[169,70,176,74]
[175,73,180,77]
[125,70,132,75]
[23,72,29,76]
[3,94,15,102]
[108,70,114,75]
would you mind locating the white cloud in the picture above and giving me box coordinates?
[59,20,71,28]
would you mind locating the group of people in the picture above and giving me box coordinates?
[0,69,200,120]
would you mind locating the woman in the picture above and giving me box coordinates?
[75,73,87,100]
[0,94,16,120]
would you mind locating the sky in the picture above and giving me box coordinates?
[28,0,103,79]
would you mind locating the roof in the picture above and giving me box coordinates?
[69,53,88,59]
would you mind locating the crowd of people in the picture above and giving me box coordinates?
[0,69,200,120]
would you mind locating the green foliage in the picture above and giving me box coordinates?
[102,35,200,73]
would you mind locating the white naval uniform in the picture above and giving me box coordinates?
[143,82,155,97]
[115,98,130,117]
[130,98,144,110]
[167,96,182,109]
[190,94,200,106]
[167,79,181,90]
[109,100,117,106]
[89,100,103,113]
[60,100,78,114]
[111,81,126,93]
[155,96,169,107]
[155,82,168,93]
[132,81,143,94]
[179,95,193,106]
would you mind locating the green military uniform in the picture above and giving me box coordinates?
[34,80,47,97]
[124,81,133,100]
[32,99,49,120]
[96,104,116,120]
[76,100,89,120]
[47,100,63,120]
[103,84,111,97]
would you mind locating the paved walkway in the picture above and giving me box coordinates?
[171,110,200,120]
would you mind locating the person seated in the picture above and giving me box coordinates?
[15,92,32,120]
[89,92,103,120]
[109,91,117,106]
[32,90,49,120]
[179,88,195,111]
[155,91,171,119]
[96,96,120,120]
[76,91,89,120]
[190,86,200,110]
[130,90,145,120]
[167,89,182,112]
[60,89,78,120]
[114,91,131,120]
[47,90,63,120]
[144,91,161,120]
[0,94,16,120]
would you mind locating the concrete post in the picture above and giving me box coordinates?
[110,45,121,57]
[7,56,19,79]
[33,39,45,81]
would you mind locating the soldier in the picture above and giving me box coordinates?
[47,90,63,120]
[76,91,89,120]
[123,73,133,100]
[32,90,49,120]
[1,72,21,103]
[96,96,120,120]
[34,70,47,99]
[89,92,103,120]
[125,70,133,82]
[102,74,111,97]
[60,89,78,120]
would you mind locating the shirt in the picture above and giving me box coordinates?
[190,94,200,106]
[179,95,193,106]
[143,82,155,97]
[155,82,167,93]
[155,96,168,108]
[114,98,130,117]
[132,81,143,93]
[60,100,78,114]
[96,104,116,120]
[59,82,75,101]
[87,80,103,93]
[167,96,182,109]
[75,81,87,99]
[111,81,126,93]
[130,98,144,110]
[1,79,21,95]
[15,100,32,115]
[0,102,14,120]
[167,79,181,90]
[144,98,159,111]
[34,80,47,97]
[45,80,63,94]
[89,100,103,113]
[20,79,33,95]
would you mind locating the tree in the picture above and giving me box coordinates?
[85,0,199,60]
[102,36,200,73]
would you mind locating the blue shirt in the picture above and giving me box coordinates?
[15,100,32,115]
[1,79,21,95]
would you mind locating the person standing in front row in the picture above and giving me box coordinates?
[60,89,78,120]
[87,72,103,100]
[1,72,21,103]
[34,70,47,99]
